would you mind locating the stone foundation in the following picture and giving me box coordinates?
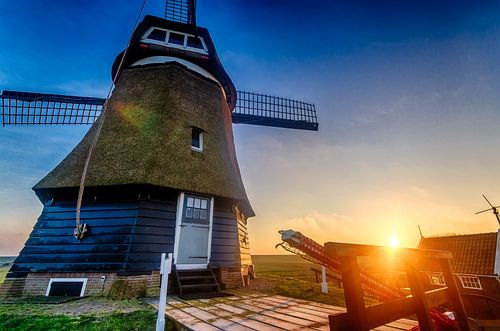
[0,266,250,297]
[0,271,161,297]
[218,266,251,289]
[0,278,25,297]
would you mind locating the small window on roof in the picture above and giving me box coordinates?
[191,127,203,152]
[428,272,446,286]
[187,36,204,49]
[147,29,167,42]
[168,32,185,46]
[459,275,482,290]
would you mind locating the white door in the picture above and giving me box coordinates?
[174,193,213,270]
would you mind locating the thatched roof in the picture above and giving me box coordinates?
[34,63,254,216]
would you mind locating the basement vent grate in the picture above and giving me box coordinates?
[45,278,87,297]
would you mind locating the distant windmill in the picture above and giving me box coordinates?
[475,194,500,226]
[0,0,318,297]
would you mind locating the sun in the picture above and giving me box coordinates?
[389,235,400,248]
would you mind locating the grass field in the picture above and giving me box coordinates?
[252,254,323,281]
[252,254,407,287]
[0,298,163,331]
[251,254,383,307]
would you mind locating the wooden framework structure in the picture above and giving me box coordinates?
[324,242,471,331]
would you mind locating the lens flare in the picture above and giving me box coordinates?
[389,235,400,248]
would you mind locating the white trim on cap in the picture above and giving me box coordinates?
[131,56,219,84]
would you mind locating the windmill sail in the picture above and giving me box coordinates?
[165,0,196,25]
[233,91,318,131]
[1,90,318,130]
[0,90,104,125]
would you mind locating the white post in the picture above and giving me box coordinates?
[321,265,328,293]
[156,253,173,331]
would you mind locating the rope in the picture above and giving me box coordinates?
[74,0,149,240]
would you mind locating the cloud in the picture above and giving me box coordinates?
[51,80,109,98]
[283,210,361,245]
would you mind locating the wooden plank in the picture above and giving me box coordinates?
[338,255,368,330]
[387,319,419,327]
[233,302,317,328]
[21,244,130,254]
[244,312,310,331]
[373,325,405,331]
[138,209,176,219]
[189,300,286,331]
[227,316,286,331]
[384,321,418,330]
[275,304,330,318]
[404,260,434,331]
[325,242,452,259]
[43,202,139,213]
[213,303,246,315]
[250,298,327,323]
[263,296,344,316]
[135,218,176,227]
[41,209,139,220]
[363,296,415,329]
[165,307,221,331]
[439,258,471,331]
[211,297,302,330]
[423,288,448,308]
[182,306,248,331]
[34,218,137,228]
[270,296,346,315]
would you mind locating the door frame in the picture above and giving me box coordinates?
[173,192,214,270]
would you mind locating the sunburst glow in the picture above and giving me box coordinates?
[389,235,400,248]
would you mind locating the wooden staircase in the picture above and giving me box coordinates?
[173,266,220,297]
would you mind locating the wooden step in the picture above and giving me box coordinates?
[173,266,221,296]
[181,283,219,290]
[178,275,214,281]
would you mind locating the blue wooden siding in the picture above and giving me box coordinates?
[8,191,249,279]
[210,205,243,268]
[8,198,177,278]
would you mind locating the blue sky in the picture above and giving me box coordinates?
[1,1,500,254]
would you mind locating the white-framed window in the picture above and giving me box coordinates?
[45,278,87,297]
[141,27,208,55]
[428,272,446,286]
[458,275,482,290]
[191,127,203,152]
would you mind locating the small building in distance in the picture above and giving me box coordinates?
[419,230,500,319]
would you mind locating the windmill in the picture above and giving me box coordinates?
[475,194,500,226]
[0,0,318,297]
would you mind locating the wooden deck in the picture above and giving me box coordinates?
[154,292,419,330]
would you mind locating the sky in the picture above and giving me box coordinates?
[0,0,499,255]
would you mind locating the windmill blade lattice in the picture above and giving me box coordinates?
[1,90,318,131]
[0,90,104,126]
[165,0,196,25]
[233,91,318,131]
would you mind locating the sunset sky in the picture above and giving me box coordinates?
[0,0,499,255]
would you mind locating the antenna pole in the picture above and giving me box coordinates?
[494,207,500,226]
[475,194,500,227]
[418,224,424,239]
